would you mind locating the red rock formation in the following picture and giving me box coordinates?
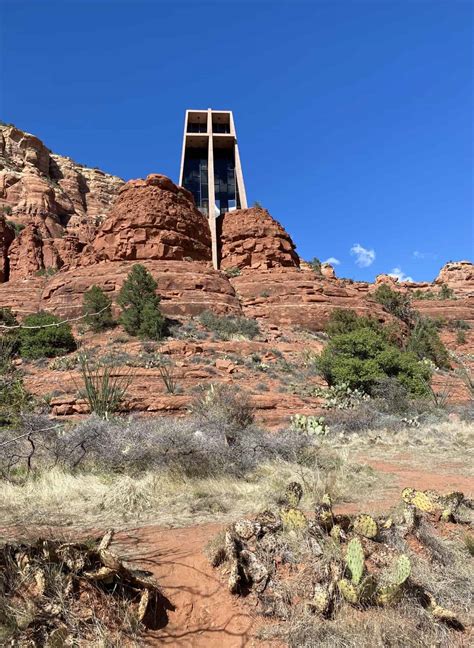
[434,261,474,297]
[218,206,299,270]
[7,224,84,280]
[90,174,212,263]
[230,267,392,331]
[321,262,336,279]
[40,260,240,318]
[0,124,123,241]
[0,216,14,281]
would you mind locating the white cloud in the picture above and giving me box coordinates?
[323,257,341,266]
[388,267,414,282]
[350,243,375,268]
[413,251,437,260]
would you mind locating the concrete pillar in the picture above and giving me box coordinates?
[230,112,247,209]
[207,108,218,269]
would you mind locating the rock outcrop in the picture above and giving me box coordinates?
[7,224,85,280]
[0,124,123,241]
[434,261,474,297]
[218,206,299,270]
[0,216,14,281]
[89,174,211,263]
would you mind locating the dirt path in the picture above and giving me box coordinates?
[113,524,269,648]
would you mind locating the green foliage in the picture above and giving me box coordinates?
[438,283,455,300]
[373,284,414,325]
[253,200,263,209]
[315,325,431,397]
[224,266,241,278]
[1,205,12,215]
[456,330,466,345]
[325,309,382,338]
[82,285,114,332]
[78,355,131,419]
[406,318,451,369]
[309,257,322,275]
[35,267,58,277]
[117,264,165,340]
[313,382,370,410]
[199,310,259,340]
[0,336,32,425]
[19,312,77,359]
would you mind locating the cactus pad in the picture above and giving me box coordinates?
[280,507,308,530]
[375,583,402,606]
[353,514,378,539]
[391,554,411,586]
[345,538,365,585]
[285,481,303,508]
[338,578,359,604]
[312,583,330,613]
[330,524,342,543]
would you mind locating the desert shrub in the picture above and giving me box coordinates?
[369,377,412,414]
[3,413,315,478]
[117,264,165,340]
[224,266,241,277]
[406,317,451,369]
[438,283,455,300]
[82,285,114,331]
[77,355,132,419]
[191,383,255,436]
[456,330,466,345]
[198,310,259,340]
[0,337,32,427]
[373,284,414,325]
[19,312,77,359]
[315,326,431,397]
[309,257,322,274]
[323,402,403,434]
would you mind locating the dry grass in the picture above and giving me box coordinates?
[0,449,389,530]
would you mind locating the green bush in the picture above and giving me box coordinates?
[373,284,414,325]
[325,309,382,338]
[438,283,455,300]
[117,265,165,340]
[315,325,431,397]
[406,317,451,369]
[198,310,259,340]
[19,312,77,359]
[309,257,322,275]
[83,285,114,332]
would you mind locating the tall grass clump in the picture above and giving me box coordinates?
[198,310,259,340]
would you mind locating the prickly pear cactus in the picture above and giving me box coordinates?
[330,524,342,543]
[312,583,330,614]
[375,583,402,606]
[353,514,378,539]
[375,554,411,605]
[315,493,334,530]
[391,554,411,586]
[280,507,308,531]
[285,481,303,508]
[338,578,359,604]
[345,538,365,585]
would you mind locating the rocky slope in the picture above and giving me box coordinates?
[0,124,472,423]
[0,123,123,277]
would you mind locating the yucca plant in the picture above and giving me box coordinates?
[77,355,132,419]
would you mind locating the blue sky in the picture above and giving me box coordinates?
[1,0,472,281]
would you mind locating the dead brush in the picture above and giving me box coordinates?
[209,482,473,646]
[0,529,168,646]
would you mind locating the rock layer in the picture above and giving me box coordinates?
[0,124,123,240]
[90,174,212,263]
[218,206,299,270]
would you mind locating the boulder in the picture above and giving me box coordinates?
[90,174,212,262]
[218,206,299,270]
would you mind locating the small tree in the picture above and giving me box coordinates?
[83,285,114,332]
[19,312,77,359]
[373,284,414,325]
[309,257,322,275]
[117,265,165,340]
[406,317,451,369]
